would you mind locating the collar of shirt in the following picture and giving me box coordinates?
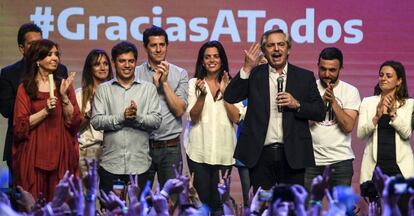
[144,61,156,72]
[110,76,142,87]
[268,63,288,76]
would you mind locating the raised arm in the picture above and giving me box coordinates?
[188,79,207,124]
[158,61,189,117]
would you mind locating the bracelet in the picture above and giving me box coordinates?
[85,194,96,202]
[309,199,322,207]
[62,95,70,105]
[160,190,169,199]
[62,99,70,105]
[295,100,301,112]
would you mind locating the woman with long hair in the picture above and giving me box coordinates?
[12,39,81,201]
[183,40,243,214]
[76,49,113,177]
[358,60,414,183]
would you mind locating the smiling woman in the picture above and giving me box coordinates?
[358,60,414,184]
[184,40,243,215]
[12,39,82,201]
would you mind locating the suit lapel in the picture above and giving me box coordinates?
[263,65,270,121]
[283,64,296,139]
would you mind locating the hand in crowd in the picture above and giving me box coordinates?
[249,187,266,215]
[83,159,98,196]
[242,42,261,74]
[0,191,10,207]
[187,173,202,208]
[51,170,71,208]
[381,176,401,212]
[67,175,85,215]
[325,188,347,215]
[291,184,308,216]
[15,185,36,212]
[60,71,76,97]
[218,169,235,216]
[218,169,231,202]
[372,166,387,199]
[99,190,126,212]
[127,174,140,205]
[310,166,330,201]
[136,181,152,215]
[150,184,169,216]
[124,100,137,121]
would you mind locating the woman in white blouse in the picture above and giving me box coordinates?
[358,60,414,184]
[184,40,242,214]
[76,49,113,177]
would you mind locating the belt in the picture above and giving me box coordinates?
[150,137,180,149]
[265,142,284,149]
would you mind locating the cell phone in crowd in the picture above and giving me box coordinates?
[112,179,126,199]
[258,189,273,202]
[388,175,414,195]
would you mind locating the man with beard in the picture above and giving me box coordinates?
[224,29,325,190]
[304,47,361,192]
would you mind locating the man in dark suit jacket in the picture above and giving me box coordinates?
[224,29,325,190]
[0,23,67,179]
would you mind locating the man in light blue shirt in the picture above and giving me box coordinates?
[91,41,162,193]
[135,25,188,188]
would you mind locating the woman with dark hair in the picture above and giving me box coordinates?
[183,40,243,214]
[12,39,81,201]
[358,60,414,183]
[76,49,113,181]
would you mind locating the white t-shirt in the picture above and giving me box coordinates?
[183,78,243,166]
[310,80,361,165]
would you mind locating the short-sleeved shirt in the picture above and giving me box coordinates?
[310,80,361,165]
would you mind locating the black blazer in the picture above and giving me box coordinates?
[0,59,68,162]
[224,63,325,169]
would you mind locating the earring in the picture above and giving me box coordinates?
[37,62,40,67]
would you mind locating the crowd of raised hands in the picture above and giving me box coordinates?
[1,162,414,216]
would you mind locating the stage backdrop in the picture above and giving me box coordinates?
[1,0,414,201]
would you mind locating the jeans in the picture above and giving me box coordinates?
[98,166,150,197]
[147,143,182,188]
[304,159,354,192]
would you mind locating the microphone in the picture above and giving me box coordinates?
[327,102,334,120]
[325,81,334,120]
[277,76,284,112]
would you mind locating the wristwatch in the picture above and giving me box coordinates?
[296,100,301,112]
